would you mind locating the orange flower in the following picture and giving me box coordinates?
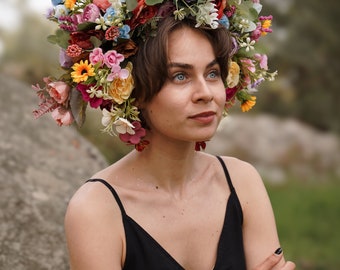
[64,0,76,10]
[241,96,256,112]
[108,62,134,104]
[71,60,95,83]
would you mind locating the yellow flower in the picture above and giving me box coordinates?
[227,61,240,88]
[241,96,256,112]
[108,62,134,104]
[71,60,95,83]
[261,19,272,36]
[64,0,76,10]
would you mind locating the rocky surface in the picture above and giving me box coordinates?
[0,75,108,270]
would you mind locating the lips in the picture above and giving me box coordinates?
[189,111,216,124]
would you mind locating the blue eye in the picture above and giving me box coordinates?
[174,73,186,81]
[207,70,220,80]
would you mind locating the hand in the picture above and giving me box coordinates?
[254,248,296,270]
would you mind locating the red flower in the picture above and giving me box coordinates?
[127,0,158,29]
[135,140,150,152]
[105,26,120,40]
[215,0,227,19]
[69,30,105,50]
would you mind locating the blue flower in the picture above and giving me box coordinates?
[119,25,131,39]
[51,0,64,6]
[219,15,230,29]
[54,5,69,19]
[104,7,116,21]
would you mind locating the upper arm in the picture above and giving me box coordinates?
[64,183,124,270]
[225,158,286,269]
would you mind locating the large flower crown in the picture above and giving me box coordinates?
[33,0,277,151]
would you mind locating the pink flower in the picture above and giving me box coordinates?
[76,84,103,108]
[89,47,105,66]
[47,81,70,104]
[119,121,146,145]
[93,0,111,10]
[51,107,73,126]
[66,44,83,57]
[82,4,101,22]
[240,59,256,73]
[254,54,268,70]
[104,50,124,69]
[107,65,129,81]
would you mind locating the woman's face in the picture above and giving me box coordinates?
[144,26,226,145]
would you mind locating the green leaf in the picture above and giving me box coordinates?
[90,36,102,48]
[47,34,58,45]
[70,88,87,127]
[49,29,70,49]
[77,22,97,31]
[145,0,164,5]
[126,0,138,11]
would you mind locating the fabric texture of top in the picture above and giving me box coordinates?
[86,156,246,269]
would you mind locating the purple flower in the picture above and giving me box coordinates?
[59,49,73,68]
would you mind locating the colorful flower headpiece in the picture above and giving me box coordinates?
[33,0,277,151]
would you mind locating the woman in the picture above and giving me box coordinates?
[33,0,295,269]
[65,17,294,270]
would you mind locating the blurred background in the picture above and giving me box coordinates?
[1,0,339,269]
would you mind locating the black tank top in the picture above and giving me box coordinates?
[87,156,246,269]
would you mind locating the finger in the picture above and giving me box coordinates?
[254,248,283,270]
[282,261,296,270]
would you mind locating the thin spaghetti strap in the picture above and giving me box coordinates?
[216,156,235,191]
[86,179,126,216]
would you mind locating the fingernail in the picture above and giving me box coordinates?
[274,247,283,255]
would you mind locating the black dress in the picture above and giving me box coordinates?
[87,156,246,269]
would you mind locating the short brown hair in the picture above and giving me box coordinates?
[131,16,232,103]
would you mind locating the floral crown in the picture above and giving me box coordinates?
[33,0,277,151]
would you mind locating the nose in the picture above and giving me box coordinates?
[192,78,214,103]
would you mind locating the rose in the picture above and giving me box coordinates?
[127,0,158,29]
[82,4,101,22]
[104,50,124,68]
[226,61,240,88]
[70,30,105,50]
[51,107,73,126]
[93,0,111,10]
[89,47,105,66]
[108,62,134,104]
[48,81,70,104]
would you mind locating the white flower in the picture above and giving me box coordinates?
[240,37,256,52]
[195,1,219,29]
[101,108,115,127]
[114,117,135,135]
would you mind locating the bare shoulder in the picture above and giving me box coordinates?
[65,179,124,269]
[218,156,284,269]
[218,156,263,189]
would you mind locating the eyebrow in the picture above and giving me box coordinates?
[167,59,218,70]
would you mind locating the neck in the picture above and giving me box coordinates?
[130,139,201,194]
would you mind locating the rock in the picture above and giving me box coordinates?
[0,75,108,270]
[207,114,340,183]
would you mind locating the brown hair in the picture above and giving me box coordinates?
[131,16,232,103]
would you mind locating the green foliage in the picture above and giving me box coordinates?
[70,88,88,127]
[47,29,70,49]
[267,178,340,270]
